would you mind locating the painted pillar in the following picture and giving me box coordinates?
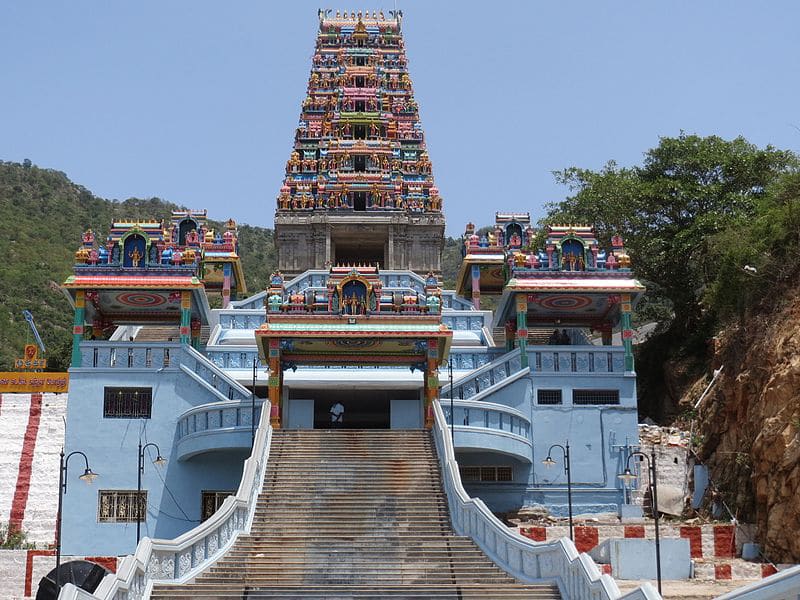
[190,318,201,350]
[267,339,282,429]
[515,294,528,368]
[70,290,85,368]
[621,294,634,371]
[179,290,191,344]
[471,264,481,310]
[222,263,232,308]
[424,338,439,429]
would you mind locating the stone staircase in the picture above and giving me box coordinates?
[152,429,560,599]
[134,325,211,344]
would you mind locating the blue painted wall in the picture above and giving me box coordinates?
[62,364,248,555]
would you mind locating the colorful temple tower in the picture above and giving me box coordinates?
[274,10,445,276]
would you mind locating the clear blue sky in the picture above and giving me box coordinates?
[2,2,799,236]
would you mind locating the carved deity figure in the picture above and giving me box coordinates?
[128,246,143,267]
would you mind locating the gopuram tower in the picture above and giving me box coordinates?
[274,10,446,277]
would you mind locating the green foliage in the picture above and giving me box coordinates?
[0,524,34,549]
[440,236,463,289]
[0,161,275,370]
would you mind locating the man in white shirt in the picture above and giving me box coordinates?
[330,401,345,427]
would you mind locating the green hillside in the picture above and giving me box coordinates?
[0,161,276,370]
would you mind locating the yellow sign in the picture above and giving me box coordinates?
[14,344,48,370]
[0,372,69,393]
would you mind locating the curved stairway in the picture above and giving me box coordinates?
[152,429,560,599]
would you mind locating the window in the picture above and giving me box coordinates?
[355,56,366,66]
[202,490,235,522]
[537,389,563,405]
[103,387,152,418]
[573,389,620,405]
[98,490,146,523]
[459,466,513,482]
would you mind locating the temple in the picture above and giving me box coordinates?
[274,9,445,275]
[56,10,648,597]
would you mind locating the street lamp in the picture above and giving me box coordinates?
[137,441,167,544]
[542,442,573,541]
[619,450,661,595]
[56,449,98,588]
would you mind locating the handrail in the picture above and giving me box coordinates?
[58,402,273,600]
[714,564,800,599]
[440,347,522,399]
[181,345,252,401]
[431,400,660,600]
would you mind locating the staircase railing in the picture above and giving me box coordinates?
[714,565,800,600]
[57,402,273,600]
[431,400,660,600]
[440,348,523,400]
[179,345,252,403]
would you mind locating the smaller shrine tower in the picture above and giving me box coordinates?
[274,10,445,276]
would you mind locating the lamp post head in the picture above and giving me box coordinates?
[79,468,98,484]
[153,455,168,467]
[618,467,636,485]
[542,455,556,469]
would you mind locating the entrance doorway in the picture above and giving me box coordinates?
[288,388,421,429]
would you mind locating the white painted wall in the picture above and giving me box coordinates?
[0,393,67,544]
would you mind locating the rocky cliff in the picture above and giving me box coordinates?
[695,280,800,563]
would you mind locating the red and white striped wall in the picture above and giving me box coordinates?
[519,522,781,580]
[0,393,67,544]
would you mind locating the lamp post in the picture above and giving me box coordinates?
[448,358,454,447]
[542,442,573,541]
[137,441,167,544]
[619,450,661,595]
[56,449,98,588]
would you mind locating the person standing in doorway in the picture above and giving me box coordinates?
[330,401,345,428]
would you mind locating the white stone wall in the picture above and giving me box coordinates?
[0,550,28,600]
[0,393,66,544]
[0,394,32,527]
[23,394,67,543]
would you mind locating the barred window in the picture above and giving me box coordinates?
[98,490,146,523]
[459,466,513,482]
[201,490,235,522]
[573,389,620,405]
[537,389,563,405]
[104,387,152,418]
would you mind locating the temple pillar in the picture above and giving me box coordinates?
[621,294,634,371]
[471,264,481,310]
[424,338,439,429]
[190,318,201,350]
[179,290,192,344]
[70,290,85,368]
[222,263,232,308]
[515,294,528,368]
[268,339,282,428]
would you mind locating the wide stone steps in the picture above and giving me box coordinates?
[152,583,560,599]
[150,430,560,599]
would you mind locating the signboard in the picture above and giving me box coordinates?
[0,372,69,393]
[14,344,47,370]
